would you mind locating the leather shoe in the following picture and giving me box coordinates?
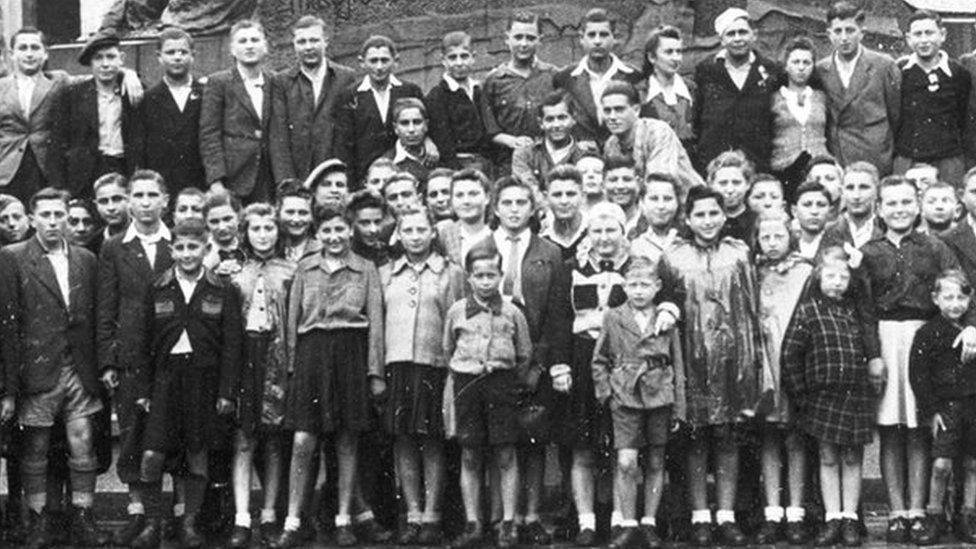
[397,522,421,545]
[497,520,517,548]
[841,517,861,547]
[814,519,842,546]
[691,522,712,546]
[417,522,443,545]
[131,518,161,549]
[608,526,638,549]
[25,510,53,549]
[114,513,147,546]
[520,520,552,545]
[754,520,781,544]
[228,525,251,548]
[785,519,807,544]
[641,524,663,548]
[335,524,358,546]
[179,514,204,548]
[716,522,747,546]
[886,516,909,543]
[70,506,111,546]
[450,521,482,548]
[270,528,302,549]
[574,527,597,546]
[355,517,392,543]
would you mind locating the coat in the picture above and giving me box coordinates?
[939,218,976,291]
[199,68,274,197]
[0,238,99,397]
[816,47,901,175]
[552,57,643,144]
[269,61,357,183]
[135,78,206,194]
[0,71,67,191]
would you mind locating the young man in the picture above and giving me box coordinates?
[92,173,130,252]
[823,161,883,248]
[383,98,440,183]
[96,170,173,547]
[601,82,703,197]
[603,156,648,240]
[363,157,397,194]
[540,164,587,260]
[895,10,970,187]
[511,92,597,191]
[553,8,642,144]
[348,189,395,266]
[480,12,557,168]
[0,188,109,548]
[426,31,489,170]
[817,1,901,175]
[791,181,835,260]
[919,181,959,235]
[334,35,424,184]
[692,7,782,172]
[424,167,455,221]
[382,172,422,219]
[270,15,357,184]
[136,28,205,199]
[200,19,275,204]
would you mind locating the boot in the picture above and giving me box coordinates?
[70,506,110,546]
[113,512,147,546]
[131,518,162,549]
[178,513,204,548]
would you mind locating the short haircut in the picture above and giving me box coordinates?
[156,27,193,50]
[240,202,283,258]
[276,183,312,210]
[464,240,503,273]
[451,168,492,195]
[644,171,681,197]
[807,154,842,175]
[684,185,725,216]
[493,175,536,210]
[600,81,639,105]
[293,14,327,34]
[781,36,816,64]
[642,25,682,76]
[907,9,942,30]
[346,189,388,218]
[313,203,350,228]
[793,181,832,205]
[128,169,168,195]
[427,167,454,182]
[392,97,427,122]
[507,11,540,33]
[360,34,397,57]
[395,203,435,229]
[933,269,972,295]
[171,217,209,241]
[826,1,865,25]
[176,186,206,202]
[383,172,419,195]
[11,26,47,49]
[536,91,572,119]
[964,166,976,188]
[546,165,582,187]
[441,30,472,53]
[844,161,879,185]
[877,175,918,201]
[367,156,397,175]
[230,19,265,39]
[29,187,70,212]
[580,8,615,33]
[202,190,241,218]
[93,172,129,195]
[67,197,98,219]
[603,155,637,174]
[706,150,755,184]
[623,255,660,280]
[921,180,957,199]
[576,152,605,168]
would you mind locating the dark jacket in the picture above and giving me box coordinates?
[909,315,976,418]
[269,61,357,183]
[137,268,243,402]
[552,57,643,144]
[0,238,98,397]
[0,71,68,192]
[425,77,488,168]
[895,56,970,161]
[940,218,976,289]
[135,78,206,194]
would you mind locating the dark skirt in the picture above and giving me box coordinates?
[801,387,875,446]
[552,336,603,449]
[385,362,446,437]
[237,333,284,435]
[143,355,220,454]
[285,328,370,434]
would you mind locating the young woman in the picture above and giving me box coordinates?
[436,168,492,267]
[641,25,695,155]
[228,204,296,548]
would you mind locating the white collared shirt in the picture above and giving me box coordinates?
[848,214,876,249]
[545,138,574,166]
[357,74,403,124]
[780,86,813,126]
[44,239,70,307]
[97,87,124,156]
[646,73,692,107]
[798,232,824,260]
[15,73,35,118]
[301,61,327,104]
[392,140,422,165]
[968,215,976,243]
[443,73,478,102]
[902,50,952,77]
[717,49,756,90]
[571,55,633,122]
[634,309,652,334]
[834,46,863,89]
[165,76,193,112]
[171,270,204,354]
[123,222,172,270]
[245,273,272,332]
[238,66,265,120]
[493,227,531,302]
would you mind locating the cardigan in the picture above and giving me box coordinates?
[770,87,829,171]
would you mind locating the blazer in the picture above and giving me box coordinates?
[960,52,976,166]
[135,78,206,193]
[552,57,643,144]
[816,47,901,175]
[0,238,99,397]
[472,233,572,370]
[333,78,424,183]
[823,215,884,249]
[0,71,67,190]
[96,232,173,380]
[270,61,357,183]
[199,68,274,197]
[939,219,976,290]
[61,77,140,196]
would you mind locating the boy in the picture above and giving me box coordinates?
[364,157,397,194]
[426,31,489,171]
[823,162,882,249]
[304,158,350,210]
[909,270,976,544]
[919,181,959,234]
[136,218,242,549]
[706,151,755,245]
[425,167,455,221]
[382,172,422,219]
[202,192,244,276]
[603,156,647,240]
[592,256,682,549]
[906,163,940,190]
[576,153,605,212]
[173,187,206,225]
[443,243,532,548]
[383,98,440,183]
[540,164,586,260]
[511,92,596,191]
[93,173,130,245]
[348,190,395,266]
[941,168,976,287]
[792,181,834,260]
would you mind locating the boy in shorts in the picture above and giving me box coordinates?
[443,242,532,548]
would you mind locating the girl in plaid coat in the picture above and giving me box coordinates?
[782,246,874,546]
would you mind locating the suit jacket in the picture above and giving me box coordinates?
[333,78,424,183]
[940,219,976,289]
[199,68,274,197]
[552,57,643,144]
[135,78,205,193]
[96,232,173,381]
[270,61,357,183]
[0,238,98,397]
[61,77,140,196]
[816,47,901,175]
[823,215,884,249]
[0,71,67,190]
[958,52,976,167]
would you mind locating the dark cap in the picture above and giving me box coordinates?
[78,29,121,66]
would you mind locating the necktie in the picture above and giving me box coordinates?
[503,236,519,298]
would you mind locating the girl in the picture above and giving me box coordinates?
[754,211,813,544]
[782,247,874,547]
[273,205,385,549]
[380,205,465,545]
[277,186,315,261]
[632,172,681,256]
[641,25,695,155]
[436,168,492,267]
[770,37,829,200]
[747,175,787,216]
[66,198,101,253]
[228,204,296,548]
[385,97,441,183]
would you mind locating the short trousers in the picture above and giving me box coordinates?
[454,369,520,448]
[932,397,976,460]
[612,403,671,450]
[19,366,103,428]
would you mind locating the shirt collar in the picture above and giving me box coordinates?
[540,216,586,243]
[646,73,692,103]
[309,250,365,273]
[780,85,812,101]
[443,73,479,91]
[357,74,403,92]
[715,49,756,66]
[14,72,36,84]
[175,268,204,285]
[494,227,531,244]
[497,58,550,78]
[122,222,171,244]
[392,252,445,275]
[236,66,265,86]
[902,51,952,76]
[392,140,425,164]
[583,249,628,271]
[465,293,503,318]
[37,235,67,255]
[833,46,863,68]
[569,55,633,78]
[300,61,327,84]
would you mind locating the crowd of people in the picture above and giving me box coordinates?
[3,1,976,548]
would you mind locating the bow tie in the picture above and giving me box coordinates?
[598,260,615,272]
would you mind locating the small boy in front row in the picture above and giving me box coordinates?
[909,269,976,545]
[591,257,683,549]
[443,243,532,549]
[135,219,243,548]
